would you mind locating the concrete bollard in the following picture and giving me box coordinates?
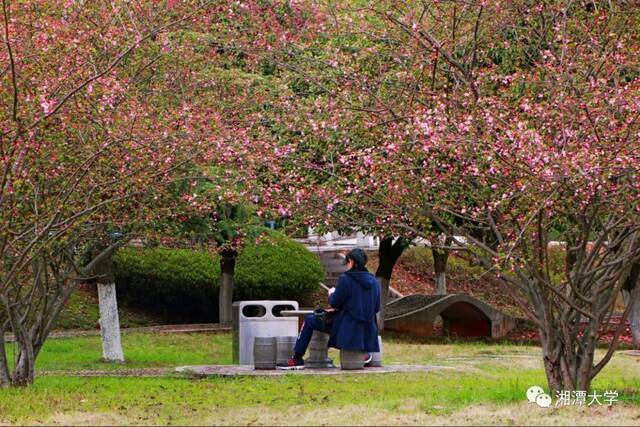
[276,336,297,366]
[339,349,366,370]
[253,337,277,370]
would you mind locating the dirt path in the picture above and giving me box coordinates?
[37,367,175,378]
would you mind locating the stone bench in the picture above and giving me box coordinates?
[305,330,335,368]
[280,310,383,370]
[339,336,383,370]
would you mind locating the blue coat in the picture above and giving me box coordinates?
[328,269,380,352]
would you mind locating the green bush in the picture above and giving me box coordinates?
[114,248,219,322]
[113,231,323,322]
[234,232,324,301]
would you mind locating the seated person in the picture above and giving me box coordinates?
[277,248,380,369]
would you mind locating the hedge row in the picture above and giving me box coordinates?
[113,232,324,322]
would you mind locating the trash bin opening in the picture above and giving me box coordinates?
[272,304,296,317]
[242,305,267,318]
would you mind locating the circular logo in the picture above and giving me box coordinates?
[535,393,552,408]
[526,385,545,403]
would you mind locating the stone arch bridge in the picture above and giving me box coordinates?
[384,294,516,338]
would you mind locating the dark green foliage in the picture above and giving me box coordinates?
[114,247,219,322]
[235,232,324,300]
[113,232,323,322]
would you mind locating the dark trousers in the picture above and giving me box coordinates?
[294,313,331,357]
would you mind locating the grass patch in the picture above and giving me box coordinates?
[53,286,161,331]
[25,333,232,372]
[1,333,638,425]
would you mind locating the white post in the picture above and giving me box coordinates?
[97,282,125,363]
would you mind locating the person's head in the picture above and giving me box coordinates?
[345,248,367,270]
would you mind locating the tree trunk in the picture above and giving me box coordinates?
[539,320,602,393]
[623,289,640,348]
[219,251,236,325]
[540,330,565,394]
[375,237,408,331]
[95,251,124,363]
[433,249,449,295]
[97,282,125,363]
[623,263,640,348]
[12,344,35,386]
[0,324,10,387]
[376,276,390,329]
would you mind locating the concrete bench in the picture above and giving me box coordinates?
[280,310,383,370]
[306,330,335,368]
[281,310,334,368]
[339,336,383,370]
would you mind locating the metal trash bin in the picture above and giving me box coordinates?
[254,336,277,369]
[232,300,299,365]
[276,336,297,366]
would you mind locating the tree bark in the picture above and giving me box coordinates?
[95,254,124,363]
[375,237,408,330]
[97,282,125,363]
[12,341,35,386]
[623,262,640,348]
[433,248,449,295]
[218,250,237,325]
[376,276,390,329]
[627,294,640,348]
[540,330,564,394]
[0,322,10,387]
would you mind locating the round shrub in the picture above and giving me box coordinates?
[113,247,220,322]
[113,231,324,322]
[234,232,324,301]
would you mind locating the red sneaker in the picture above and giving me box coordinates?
[276,357,305,370]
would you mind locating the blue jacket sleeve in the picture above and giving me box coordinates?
[329,274,350,309]
[374,279,380,314]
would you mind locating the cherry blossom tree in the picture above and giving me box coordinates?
[0,0,329,386]
[0,0,294,386]
[0,0,220,386]
[380,1,640,392]
[242,0,640,392]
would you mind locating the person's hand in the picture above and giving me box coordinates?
[328,287,336,296]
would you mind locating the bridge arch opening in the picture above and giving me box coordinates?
[439,301,491,338]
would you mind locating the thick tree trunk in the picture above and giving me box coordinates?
[433,249,449,295]
[375,237,408,331]
[542,356,564,394]
[218,251,236,325]
[540,330,566,394]
[539,323,600,393]
[12,343,35,386]
[97,282,125,363]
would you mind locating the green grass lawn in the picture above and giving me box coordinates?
[53,287,161,330]
[31,332,232,371]
[1,333,639,425]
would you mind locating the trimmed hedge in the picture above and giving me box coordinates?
[113,232,323,322]
[235,232,324,300]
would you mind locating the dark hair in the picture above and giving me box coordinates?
[345,248,367,269]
